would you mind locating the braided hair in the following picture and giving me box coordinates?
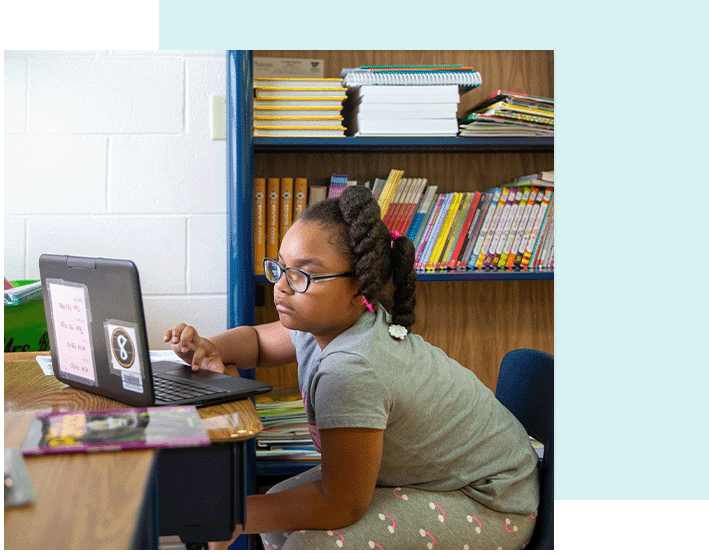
[297,185,417,330]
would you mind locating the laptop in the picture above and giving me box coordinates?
[38,254,272,408]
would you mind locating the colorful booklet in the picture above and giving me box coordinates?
[21,406,210,455]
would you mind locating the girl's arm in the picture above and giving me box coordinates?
[209,320,296,369]
[212,427,384,546]
[165,319,296,371]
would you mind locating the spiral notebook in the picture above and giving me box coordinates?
[340,65,482,92]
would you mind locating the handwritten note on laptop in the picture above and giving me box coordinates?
[46,281,97,384]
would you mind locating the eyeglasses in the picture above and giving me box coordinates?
[263,258,354,294]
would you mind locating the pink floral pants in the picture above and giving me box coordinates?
[260,466,536,550]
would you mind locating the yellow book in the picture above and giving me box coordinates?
[376,169,404,219]
[426,192,463,271]
[439,192,472,269]
[254,87,346,99]
[254,126,346,137]
[293,177,308,220]
[253,78,343,89]
[266,178,280,259]
[254,116,344,128]
[280,177,294,244]
[253,177,267,274]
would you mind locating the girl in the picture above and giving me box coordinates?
[165,186,539,550]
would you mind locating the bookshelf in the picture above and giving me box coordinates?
[227,48,553,395]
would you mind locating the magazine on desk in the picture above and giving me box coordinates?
[21,406,210,455]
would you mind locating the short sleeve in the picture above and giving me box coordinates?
[308,351,389,431]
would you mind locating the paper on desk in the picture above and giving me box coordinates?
[36,351,185,376]
[36,355,54,376]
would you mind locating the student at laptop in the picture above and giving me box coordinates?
[164,186,539,550]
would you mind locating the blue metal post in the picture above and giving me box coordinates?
[226,50,259,550]
[226,50,255,368]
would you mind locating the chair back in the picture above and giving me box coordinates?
[496,349,554,550]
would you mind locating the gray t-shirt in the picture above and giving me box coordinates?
[290,306,540,514]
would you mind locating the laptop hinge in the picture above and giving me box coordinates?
[66,256,97,269]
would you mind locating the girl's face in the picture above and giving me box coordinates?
[275,219,365,349]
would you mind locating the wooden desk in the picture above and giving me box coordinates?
[4,352,263,549]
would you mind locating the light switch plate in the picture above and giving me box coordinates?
[209,95,226,140]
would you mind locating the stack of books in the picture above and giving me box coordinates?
[254,389,320,461]
[459,90,554,137]
[340,65,482,137]
[253,78,347,137]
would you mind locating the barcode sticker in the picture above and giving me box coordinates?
[104,320,144,394]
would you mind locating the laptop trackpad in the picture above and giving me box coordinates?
[152,360,228,382]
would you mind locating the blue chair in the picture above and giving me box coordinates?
[495,349,554,550]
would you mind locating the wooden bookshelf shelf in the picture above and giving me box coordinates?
[254,136,553,153]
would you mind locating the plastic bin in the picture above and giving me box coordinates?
[4,281,49,353]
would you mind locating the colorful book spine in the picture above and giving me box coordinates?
[393,178,426,235]
[512,188,545,268]
[498,187,532,268]
[279,177,294,244]
[535,204,554,269]
[414,193,445,267]
[521,189,554,268]
[458,191,491,268]
[437,192,470,270]
[254,177,267,273]
[505,187,539,268]
[474,188,509,268]
[419,193,454,271]
[293,177,308,220]
[531,198,554,269]
[484,187,516,267]
[426,192,463,271]
[327,174,348,198]
[266,178,280,260]
[382,177,410,229]
[377,169,405,220]
[491,188,521,268]
[407,185,438,242]
[447,191,481,269]
[467,189,501,268]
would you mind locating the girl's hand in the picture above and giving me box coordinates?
[164,323,225,373]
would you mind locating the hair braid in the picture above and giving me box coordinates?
[297,185,416,329]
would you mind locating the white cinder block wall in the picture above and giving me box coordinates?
[4,50,229,349]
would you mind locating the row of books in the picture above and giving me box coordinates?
[392,175,554,272]
[252,77,347,137]
[341,64,481,137]
[254,169,553,273]
[459,90,554,137]
[254,389,320,460]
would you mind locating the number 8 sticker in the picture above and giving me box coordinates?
[104,321,144,393]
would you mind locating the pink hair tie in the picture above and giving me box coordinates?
[362,296,375,313]
[390,230,402,240]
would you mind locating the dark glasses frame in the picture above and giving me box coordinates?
[262,258,354,293]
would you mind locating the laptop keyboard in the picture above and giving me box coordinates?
[152,373,227,403]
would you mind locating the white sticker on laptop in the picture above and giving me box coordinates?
[46,280,97,386]
[104,321,144,394]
